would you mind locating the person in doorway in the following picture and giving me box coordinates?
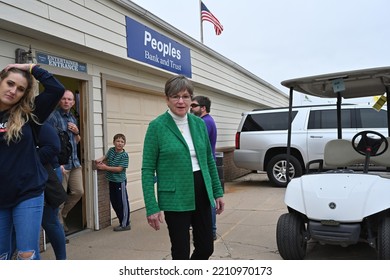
[190,95,218,240]
[39,121,67,260]
[0,63,65,260]
[142,74,225,260]
[95,133,130,231]
[47,89,83,233]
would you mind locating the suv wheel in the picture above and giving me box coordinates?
[267,154,302,187]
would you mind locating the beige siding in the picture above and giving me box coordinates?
[0,0,287,107]
[193,88,264,148]
[106,85,167,211]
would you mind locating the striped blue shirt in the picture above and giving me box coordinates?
[105,147,129,183]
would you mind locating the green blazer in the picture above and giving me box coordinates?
[142,111,223,216]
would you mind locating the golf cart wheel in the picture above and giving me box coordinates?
[267,154,302,187]
[377,217,390,259]
[276,213,307,260]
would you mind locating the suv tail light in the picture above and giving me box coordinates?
[235,132,240,149]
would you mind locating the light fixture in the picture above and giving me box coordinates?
[15,45,34,64]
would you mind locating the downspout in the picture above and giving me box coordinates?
[93,169,100,230]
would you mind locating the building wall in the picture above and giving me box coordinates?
[0,0,288,154]
[0,0,289,233]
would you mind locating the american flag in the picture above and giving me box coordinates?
[201,2,223,35]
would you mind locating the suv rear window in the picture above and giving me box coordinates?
[357,108,388,128]
[242,111,298,131]
[308,109,354,129]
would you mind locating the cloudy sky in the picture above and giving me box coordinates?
[131,0,389,104]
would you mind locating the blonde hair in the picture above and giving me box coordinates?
[0,67,37,144]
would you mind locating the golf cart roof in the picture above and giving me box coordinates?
[281,66,390,99]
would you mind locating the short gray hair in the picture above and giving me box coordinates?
[164,75,193,97]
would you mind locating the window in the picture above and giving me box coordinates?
[242,111,298,131]
[308,109,354,129]
[357,108,388,128]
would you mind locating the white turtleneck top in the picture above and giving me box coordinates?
[168,109,200,171]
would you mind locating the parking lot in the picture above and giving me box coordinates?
[41,172,377,260]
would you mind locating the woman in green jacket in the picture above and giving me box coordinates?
[142,75,225,260]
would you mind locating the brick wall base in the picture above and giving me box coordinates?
[97,170,111,229]
[216,146,251,182]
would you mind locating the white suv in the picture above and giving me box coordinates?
[234,104,388,187]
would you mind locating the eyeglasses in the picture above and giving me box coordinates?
[190,103,202,108]
[169,94,192,102]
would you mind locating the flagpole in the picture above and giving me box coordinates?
[200,0,204,43]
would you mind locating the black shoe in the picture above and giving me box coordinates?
[65,238,70,244]
[113,225,131,231]
[213,234,217,241]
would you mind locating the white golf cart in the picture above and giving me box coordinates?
[276,67,390,260]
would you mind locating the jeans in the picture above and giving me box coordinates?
[54,167,63,184]
[0,193,44,260]
[41,166,66,260]
[42,205,66,259]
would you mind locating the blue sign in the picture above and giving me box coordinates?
[126,16,192,78]
[36,52,87,73]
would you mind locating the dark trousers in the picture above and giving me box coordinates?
[164,171,213,260]
[109,180,130,227]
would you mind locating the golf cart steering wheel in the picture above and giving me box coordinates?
[352,130,388,157]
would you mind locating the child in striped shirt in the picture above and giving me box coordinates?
[96,133,130,231]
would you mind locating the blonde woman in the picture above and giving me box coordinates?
[0,63,65,260]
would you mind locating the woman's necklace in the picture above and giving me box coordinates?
[168,109,187,135]
[177,123,185,134]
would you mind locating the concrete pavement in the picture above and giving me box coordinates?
[41,173,286,260]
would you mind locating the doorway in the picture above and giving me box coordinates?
[52,77,87,236]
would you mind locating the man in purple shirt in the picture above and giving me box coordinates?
[191,96,218,240]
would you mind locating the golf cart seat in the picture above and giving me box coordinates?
[371,137,390,167]
[324,139,364,168]
[324,138,390,168]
